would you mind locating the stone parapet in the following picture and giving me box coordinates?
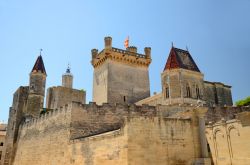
[91,47,151,68]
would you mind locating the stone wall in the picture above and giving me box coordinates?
[46,86,85,110]
[1,86,29,165]
[205,106,250,123]
[93,60,150,105]
[206,110,250,165]
[13,106,71,165]
[204,81,232,106]
[161,69,204,100]
[92,62,108,105]
[0,124,7,165]
[12,103,207,165]
[136,92,206,106]
[107,61,150,104]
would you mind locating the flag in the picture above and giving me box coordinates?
[124,36,129,48]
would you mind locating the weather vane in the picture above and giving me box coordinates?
[40,49,43,56]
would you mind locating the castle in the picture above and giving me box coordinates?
[1,37,250,165]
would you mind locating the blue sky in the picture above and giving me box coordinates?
[0,0,250,122]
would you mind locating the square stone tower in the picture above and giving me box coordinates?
[161,46,205,105]
[91,37,151,105]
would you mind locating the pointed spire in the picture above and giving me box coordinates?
[31,54,46,75]
[163,47,200,72]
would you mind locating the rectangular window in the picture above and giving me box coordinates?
[166,87,169,98]
[0,142,3,146]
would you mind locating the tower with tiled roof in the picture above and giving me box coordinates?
[25,55,47,117]
[161,46,205,105]
[91,37,151,105]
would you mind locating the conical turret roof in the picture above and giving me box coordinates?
[31,55,47,75]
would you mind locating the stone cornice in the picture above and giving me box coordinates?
[91,47,151,68]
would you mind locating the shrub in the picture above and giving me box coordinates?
[236,96,250,106]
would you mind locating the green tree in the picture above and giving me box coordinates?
[236,96,250,106]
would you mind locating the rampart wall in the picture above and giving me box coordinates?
[13,105,71,165]
[12,102,206,165]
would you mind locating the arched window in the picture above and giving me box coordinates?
[186,84,191,98]
[196,85,200,99]
[165,86,170,98]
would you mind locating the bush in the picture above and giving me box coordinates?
[236,96,250,106]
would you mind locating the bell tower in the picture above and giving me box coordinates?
[25,55,47,117]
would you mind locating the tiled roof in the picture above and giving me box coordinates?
[31,55,46,74]
[164,47,200,72]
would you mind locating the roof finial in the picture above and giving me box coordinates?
[171,42,174,48]
[66,63,71,73]
[40,49,43,56]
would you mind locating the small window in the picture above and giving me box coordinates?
[0,142,3,146]
[165,86,170,98]
[207,143,211,153]
[123,96,126,102]
[196,86,200,99]
[186,84,191,98]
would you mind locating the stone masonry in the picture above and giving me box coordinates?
[1,37,245,165]
[91,37,151,105]
[13,102,211,165]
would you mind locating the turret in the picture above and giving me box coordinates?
[104,36,112,49]
[62,65,73,88]
[91,49,98,60]
[144,47,151,59]
[25,55,47,117]
[29,55,47,96]
[127,46,137,53]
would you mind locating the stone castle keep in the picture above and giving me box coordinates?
[1,37,250,165]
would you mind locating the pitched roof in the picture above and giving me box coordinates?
[31,55,47,74]
[164,47,200,72]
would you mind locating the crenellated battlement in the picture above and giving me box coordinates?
[71,101,157,116]
[20,103,71,130]
[18,100,250,143]
[20,100,250,131]
[91,37,151,68]
[91,47,151,68]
